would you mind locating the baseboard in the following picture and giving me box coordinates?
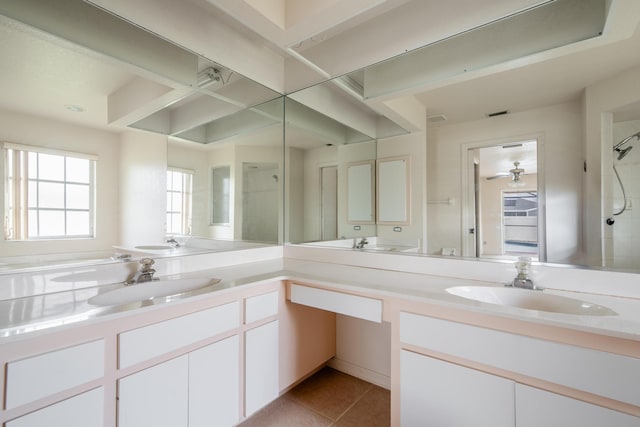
[327,357,391,390]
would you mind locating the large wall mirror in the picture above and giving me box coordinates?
[286,0,640,273]
[0,0,282,271]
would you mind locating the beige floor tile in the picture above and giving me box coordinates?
[287,367,373,421]
[238,396,332,427]
[333,386,391,427]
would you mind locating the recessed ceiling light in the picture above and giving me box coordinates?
[64,104,85,113]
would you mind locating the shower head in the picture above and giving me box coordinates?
[612,131,640,158]
[615,145,633,160]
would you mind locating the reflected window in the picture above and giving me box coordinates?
[211,166,230,224]
[503,191,538,255]
[166,167,193,235]
[3,144,95,240]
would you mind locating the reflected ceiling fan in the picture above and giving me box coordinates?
[486,161,527,182]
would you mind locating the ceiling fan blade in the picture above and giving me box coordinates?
[486,173,510,180]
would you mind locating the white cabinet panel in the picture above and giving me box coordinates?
[290,284,382,323]
[245,290,279,324]
[189,335,240,427]
[245,320,279,416]
[400,312,640,406]
[118,355,189,427]
[6,339,104,408]
[400,350,514,427]
[6,387,104,427]
[516,384,640,427]
[119,301,239,368]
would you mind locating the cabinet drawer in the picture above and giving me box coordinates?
[6,387,104,427]
[6,339,104,409]
[119,301,240,368]
[245,290,279,324]
[400,312,640,406]
[290,284,381,323]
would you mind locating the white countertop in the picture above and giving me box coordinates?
[1,257,639,342]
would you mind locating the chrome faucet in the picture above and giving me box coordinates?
[166,237,180,248]
[508,256,542,290]
[354,237,369,249]
[126,258,158,285]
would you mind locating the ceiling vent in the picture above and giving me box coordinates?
[486,110,509,118]
[427,114,447,123]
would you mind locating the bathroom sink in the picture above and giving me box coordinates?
[88,277,221,306]
[445,286,617,316]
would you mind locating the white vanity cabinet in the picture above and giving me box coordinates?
[118,336,240,427]
[244,290,280,417]
[6,387,104,427]
[117,300,243,427]
[118,355,189,427]
[515,384,640,427]
[400,350,514,427]
[398,311,640,426]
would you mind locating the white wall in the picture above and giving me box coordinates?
[119,130,167,247]
[0,109,121,257]
[301,145,338,242]
[427,102,583,264]
[286,146,304,243]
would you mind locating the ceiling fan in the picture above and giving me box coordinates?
[486,161,526,182]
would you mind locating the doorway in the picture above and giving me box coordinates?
[463,139,542,260]
[320,166,338,240]
[242,162,279,242]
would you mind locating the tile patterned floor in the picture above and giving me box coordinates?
[238,367,391,427]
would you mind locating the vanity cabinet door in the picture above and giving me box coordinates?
[118,355,189,427]
[189,335,240,427]
[400,350,514,427]
[245,320,279,417]
[516,384,640,427]
[6,387,104,427]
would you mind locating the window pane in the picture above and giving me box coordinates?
[38,210,65,236]
[67,211,90,236]
[167,213,181,234]
[66,157,90,183]
[38,182,65,208]
[28,210,38,238]
[28,181,38,207]
[28,152,38,179]
[168,171,182,191]
[38,153,65,181]
[171,192,183,212]
[66,184,89,209]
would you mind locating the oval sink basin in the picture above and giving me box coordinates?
[88,277,221,306]
[446,286,617,316]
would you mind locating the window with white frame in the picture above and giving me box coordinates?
[166,167,193,235]
[3,143,96,240]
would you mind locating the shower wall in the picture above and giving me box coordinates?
[604,119,640,269]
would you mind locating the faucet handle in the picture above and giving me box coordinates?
[139,258,155,270]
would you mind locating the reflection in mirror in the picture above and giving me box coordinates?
[0,0,282,273]
[285,80,425,253]
[461,140,541,262]
[377,156,410,225]
[603,105,640,270]
[347,161,375,224]
[167,97,284,247]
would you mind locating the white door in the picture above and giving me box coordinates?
[400,350,514,427]
[245,320,279,417]
[189,336,240,427]
[321,166,338,240]
[118,356,189,427]
[516,384,640,427]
